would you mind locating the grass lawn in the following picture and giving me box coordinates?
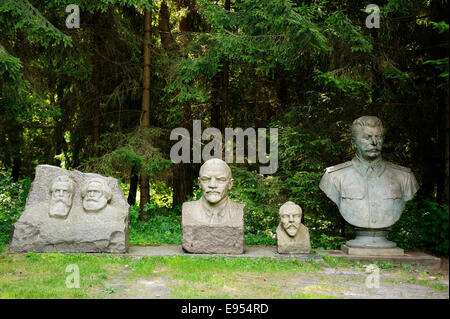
[0,251,447,299]
[0,251,346,299]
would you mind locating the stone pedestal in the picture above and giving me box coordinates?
[276,225,311,254]
[181,199,245,254]
[316,249,440,268]
[341,244,404,256]
[182,225,244,254]
[343,228,404,256]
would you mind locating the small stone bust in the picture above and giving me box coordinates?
[276,201,311,254]
[182,158,244,254]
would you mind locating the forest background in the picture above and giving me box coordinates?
[0,0,448,255]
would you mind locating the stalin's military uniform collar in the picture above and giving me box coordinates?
[352,155,386,178]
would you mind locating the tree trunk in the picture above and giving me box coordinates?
[340,217,346,237]
[210,71,222,131]
[92,12,101,157]
[158,1,178,52]
[430,0,449,202]
[172,162,193,208]
[128,164,139,206]
[54,83,66,167]
[11,122,23,182]
[159,0,195,208]
[139,7,152,221]
[221,0,230,135]
[210,0,230,157]
[444,77,449,203]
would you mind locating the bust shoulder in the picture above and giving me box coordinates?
[325,161,353,174]
[182,200,200,211]
[384,161,412,173]
[229,199,245,210]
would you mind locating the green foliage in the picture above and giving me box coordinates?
[390,198,449,254]
[229,166,282,242]
[313,70,371,96]
[424,57,449,87]
[129,204,182,245]
[325,11,372,53]
[80,128,172,182]
[199,0,332,71]
[0,0,72,48]
[310,233,347,250]
[0,0,448,257]
[0,168,31,244]
[0,47,23,82]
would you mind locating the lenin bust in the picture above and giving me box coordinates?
[182,158,244,254]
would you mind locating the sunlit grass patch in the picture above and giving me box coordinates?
[0,252,128,298]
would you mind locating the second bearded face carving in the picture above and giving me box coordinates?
[81,178,112,212]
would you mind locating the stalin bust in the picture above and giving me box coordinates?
[319,116,419,255]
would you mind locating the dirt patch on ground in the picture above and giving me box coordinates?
[95,263,449,299]
[284,267,449,299]
[97,268,172,299]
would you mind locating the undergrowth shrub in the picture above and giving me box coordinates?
[0,168,31,245]
[390,198,449,255]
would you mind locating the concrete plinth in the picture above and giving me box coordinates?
[182,225,244,254]
[341,244,404,256]
[316,249,441,269]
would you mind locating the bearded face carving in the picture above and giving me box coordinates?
[279,201,302,237]
[49,175,75,218]
[81,178,112,212]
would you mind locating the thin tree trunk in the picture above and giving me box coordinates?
[92,12,101,157]
[54,83,66,167]
[11,123,22,182]
[444,83,449,203]
[139,7,152,221]
[340,217,346,237]
[159,0,195,208]
[210,71,222,131]
[172,162,193,208]
[443,14,449,203]
[158,1,178,52]
[12,156,21,182]
[210,0,230,157]
[128,164,139,206]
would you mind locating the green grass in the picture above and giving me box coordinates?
[0,252,128,298]
[319,253,354,268]
[383,277,448,291]
[0,252,334,299]
[158,256,329,298]
[0,251,448,298]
